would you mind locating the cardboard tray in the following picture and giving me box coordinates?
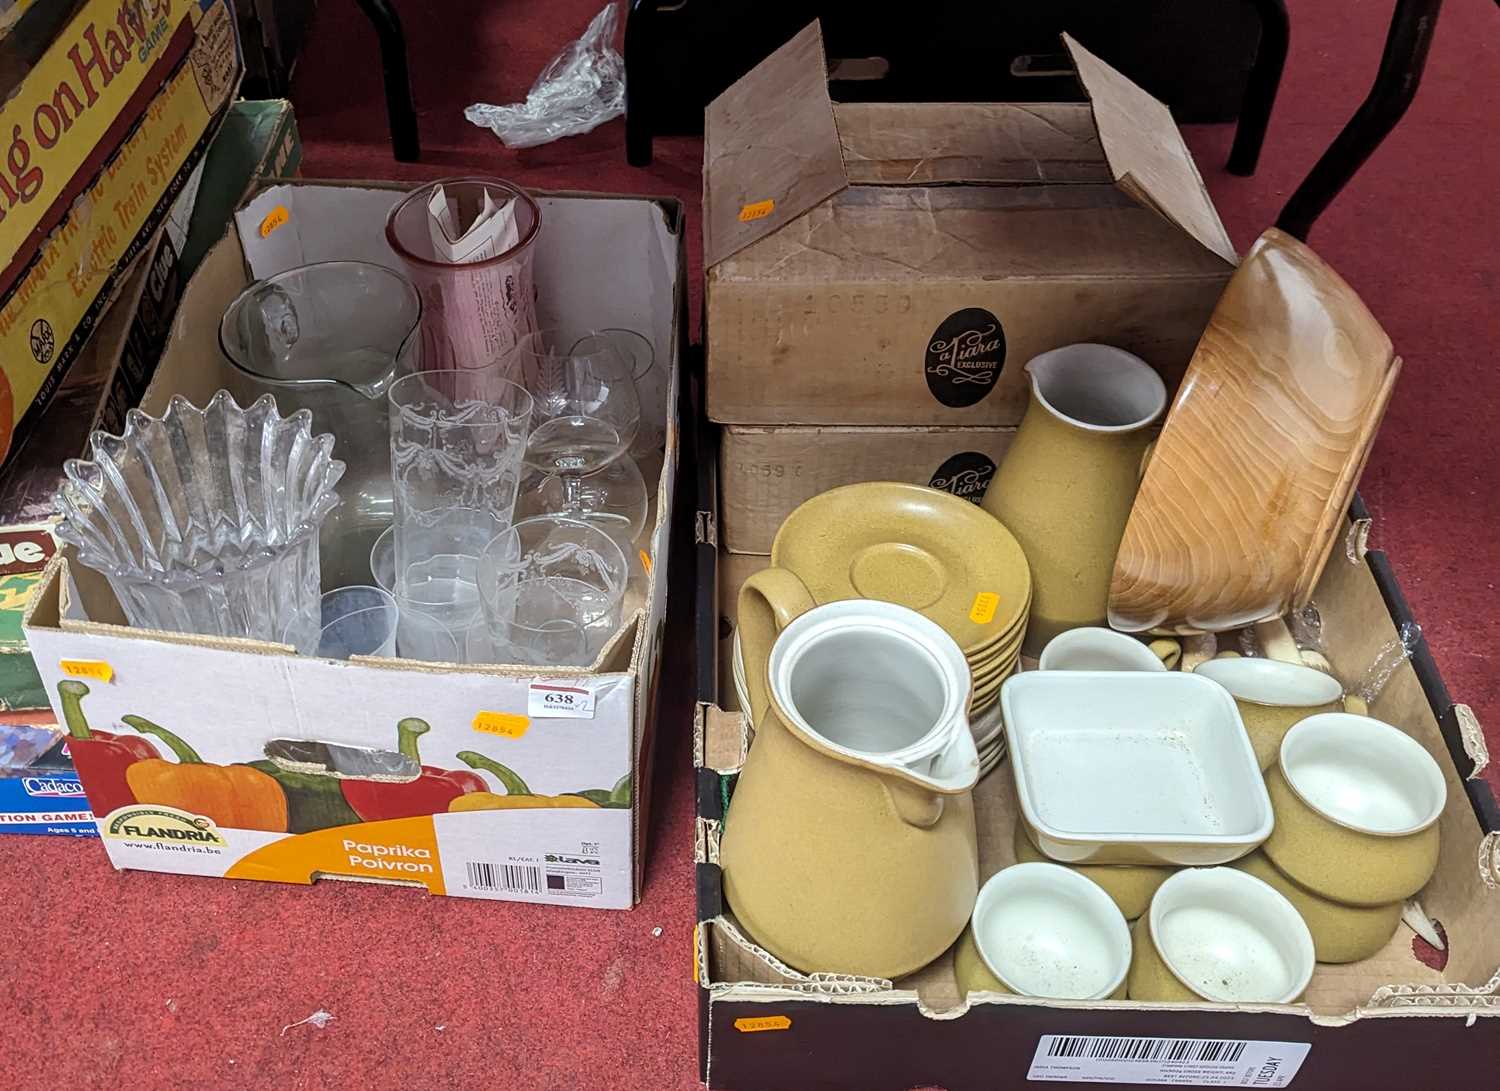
[23,181,688,910]
[688,366,1500,1089]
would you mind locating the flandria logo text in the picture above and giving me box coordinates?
[103,805,227,847]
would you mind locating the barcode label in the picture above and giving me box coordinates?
[1029,1035,1310,1086]
[465,862,542,894]
[1049,1037,1246,1063]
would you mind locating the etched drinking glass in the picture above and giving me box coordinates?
[476,516,629,666]
[387,367,532,639]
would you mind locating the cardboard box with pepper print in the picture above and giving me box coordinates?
[21,182,685,908]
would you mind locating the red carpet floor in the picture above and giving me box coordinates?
[3,2,1497,1088]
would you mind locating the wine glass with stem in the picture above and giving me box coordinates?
[512,326,644,546]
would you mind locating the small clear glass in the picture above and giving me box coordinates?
[477,516,629,666]
[385,176,542,371]
[470,581,589,666]
[393,605,462,663]
[513,326,642,536]
[368,525,465,663]
[600,328,664,457]
[517,453,649,556]
[287,585,400,659]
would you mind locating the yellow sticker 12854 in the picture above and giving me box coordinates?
[472,711,529,739]
[969,592,1000,625]
[734,1015,791,1033]
[60,659,113,683]
[738,199,775,223]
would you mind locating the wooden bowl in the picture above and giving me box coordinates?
[1108,229,1401,635]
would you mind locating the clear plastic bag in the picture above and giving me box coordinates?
[464,3,625,150]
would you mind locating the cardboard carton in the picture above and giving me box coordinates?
[24,180,686,908]
[0,0,239,463]
[694,404,1500,1085]
[720,425,1015,554]
[703,22,1235,427]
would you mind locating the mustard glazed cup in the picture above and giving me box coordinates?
[956,862,1130,1001]
[1194,657,1343,771]
[1231,850,1403,964]
[1262,713,1446,907]
[1127,867,1315,1004]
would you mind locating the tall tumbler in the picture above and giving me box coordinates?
[387,367,533,642]
[385,176,541,374]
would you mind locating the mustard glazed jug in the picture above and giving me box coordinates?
[982,344,1166,655]
[719,568,980,978]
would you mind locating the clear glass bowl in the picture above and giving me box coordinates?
[53,391,344,641]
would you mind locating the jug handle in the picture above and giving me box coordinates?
[1138,438,1157,482]
[882,778,946,829]
[737,567,816,727]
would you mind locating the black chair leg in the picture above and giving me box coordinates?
[625,0,655,166]
[1277,0,1442,240]
[354,0,421,162]
[1227,0,1290,176]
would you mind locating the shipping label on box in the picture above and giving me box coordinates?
[0,0,238,461]
[720,425,1015,554]
[703,22,1235,427]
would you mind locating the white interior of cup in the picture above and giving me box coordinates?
[769,601,969,765]
[1027,344,1167,432]
[1280,713,1447,835]
[1150,868,1314,1004]
[787,630,946,754]
[974,862,1131,1000]
[1039,627,1166,672]
[1195,657,1343,708]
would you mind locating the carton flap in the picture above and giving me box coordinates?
[835,103,1110,186]
[704,21,847,267]
[1065,35,1237,265]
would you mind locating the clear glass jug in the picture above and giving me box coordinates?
[220,261,422,588]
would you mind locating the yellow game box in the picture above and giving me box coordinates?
[0,0,237,461]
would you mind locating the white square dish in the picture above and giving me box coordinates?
[1001,670,1274,865]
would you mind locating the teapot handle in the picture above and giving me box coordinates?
[737,567,816,727]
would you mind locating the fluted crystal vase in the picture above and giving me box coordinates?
[53,391,344,641]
